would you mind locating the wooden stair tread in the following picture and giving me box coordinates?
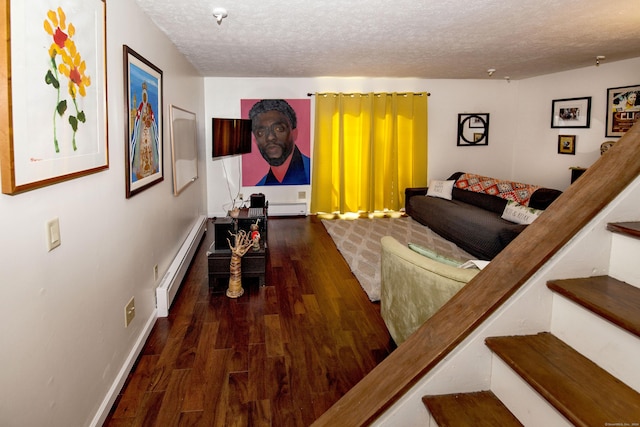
[607,221,640,239]
[485,332,640,427]
[547,275,640,338]
[422,390,522,426]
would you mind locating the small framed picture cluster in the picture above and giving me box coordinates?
[550,84,639,156]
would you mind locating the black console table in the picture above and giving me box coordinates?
[207,206,268,293]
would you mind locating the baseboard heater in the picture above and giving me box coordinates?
[268,202,307,216]
[156,215,207,317]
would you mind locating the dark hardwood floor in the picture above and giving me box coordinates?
[104,216,394,426]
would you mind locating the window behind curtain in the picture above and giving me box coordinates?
[310,92,428,214]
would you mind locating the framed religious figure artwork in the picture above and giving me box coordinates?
[1,0,109,195]
[123,45,164,198]
[550,97,591,129]
[558,135,576,155]
[605,84,640,137]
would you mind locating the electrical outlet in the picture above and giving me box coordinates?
[154,264,159,281]
[124,297,135,327]
[298,191,306,199]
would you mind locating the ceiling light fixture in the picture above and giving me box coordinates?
[595,55,605,66]
[487,68,496,77]
[213,7,228,25]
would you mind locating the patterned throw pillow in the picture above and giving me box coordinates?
[501,200,543,225]
[426,179,455,200]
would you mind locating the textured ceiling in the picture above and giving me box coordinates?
[134,0,640,80]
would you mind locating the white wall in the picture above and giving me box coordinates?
[204,57,639,216]
[513,57,640,190]
[0,1,206,426]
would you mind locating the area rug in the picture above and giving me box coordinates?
[321,216,473,301]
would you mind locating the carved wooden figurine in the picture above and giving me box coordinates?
[226,229,253,298]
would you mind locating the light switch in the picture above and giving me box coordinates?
[47,218,61,251]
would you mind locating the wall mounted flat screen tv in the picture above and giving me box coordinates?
[212,118,252,158]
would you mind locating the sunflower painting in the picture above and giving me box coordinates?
[44,6,92,153]
[1,0,108,195]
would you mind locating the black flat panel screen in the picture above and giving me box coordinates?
[212,118,252,158]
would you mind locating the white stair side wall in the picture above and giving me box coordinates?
[374,176,640,426]
[373,267,554,426]
[609,233,640,288]
[550,295,640,392]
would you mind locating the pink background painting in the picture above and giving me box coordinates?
[240,99,311,186]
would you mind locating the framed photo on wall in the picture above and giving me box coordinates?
[605,84,640,137]
[123,45,164,198]
[558,135,576,155]
[1,0,109,195]
[550,97,591,128]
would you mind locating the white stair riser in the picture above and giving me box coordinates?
[550,294,640,392]
[491,356,572,427]
[609,233,640,288]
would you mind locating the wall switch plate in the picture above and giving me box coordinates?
[124,297,135,327]
[46,218,61,251]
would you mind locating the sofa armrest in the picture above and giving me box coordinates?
[405,187,428,214]
[379,236,480,344]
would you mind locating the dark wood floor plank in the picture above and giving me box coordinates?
[248,399,271,427]
[104,216,392,426]
[226,372,249,427]
[110,355,159,420]
[154,369,191,426]
[181,321,220,412]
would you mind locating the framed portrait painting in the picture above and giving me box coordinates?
[1,0,109,195]
[558,135,576,155]
[605,84,640,137]
[240,99,311,186]
[123,45,163,198]
[550,97,591,128]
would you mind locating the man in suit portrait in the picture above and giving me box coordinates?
[248,99,310,186]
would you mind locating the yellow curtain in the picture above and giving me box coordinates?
[311,92,428,214]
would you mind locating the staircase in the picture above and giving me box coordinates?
[422,224,640,426]
[313,125,640,427]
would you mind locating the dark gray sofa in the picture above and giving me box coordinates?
[405,172,562,260]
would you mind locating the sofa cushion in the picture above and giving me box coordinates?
[501,200,543,225]
[529,187,562,210]
[408,195,524,260]
[426,179,455,200]
[451,187,508,214]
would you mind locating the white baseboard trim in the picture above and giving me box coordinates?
[90,308,158,427]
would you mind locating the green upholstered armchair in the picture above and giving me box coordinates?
[380,236,480,345]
